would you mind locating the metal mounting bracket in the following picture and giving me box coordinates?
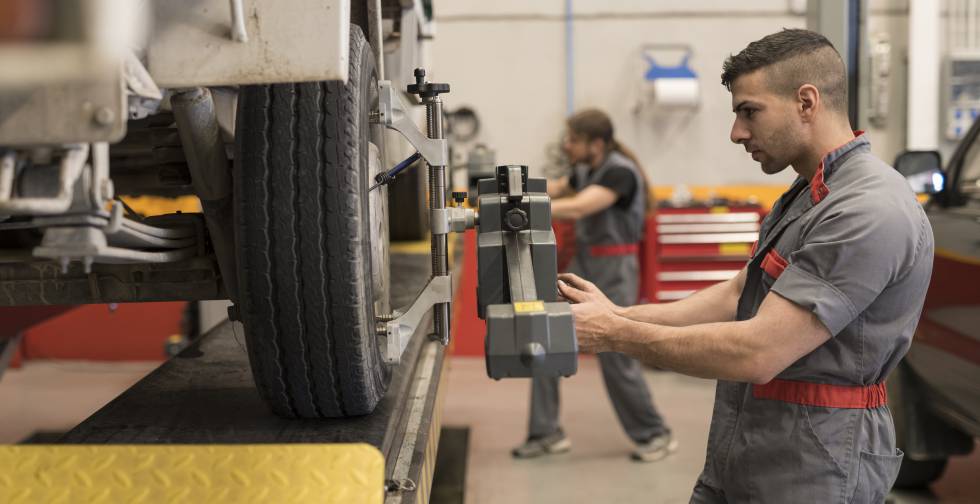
[0,144,90,215]
[382,274,452,364]
[376,81,448,167]
[429,206,477,235]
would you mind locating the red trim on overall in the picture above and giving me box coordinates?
[810,131,865,205]
[810,163,830,204]
[760,249,788,279]
[753,378,887,409]
[750,240,759,256]
[589,243,639,257]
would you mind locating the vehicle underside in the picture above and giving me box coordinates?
[0,0,432,418]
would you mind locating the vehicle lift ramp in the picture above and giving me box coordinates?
[1,255,447,503]
[0,70,575,503]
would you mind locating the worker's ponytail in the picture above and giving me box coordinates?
[566,109,652,211]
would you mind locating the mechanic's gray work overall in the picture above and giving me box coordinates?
[690,134,935,503]
[529,151,670,443]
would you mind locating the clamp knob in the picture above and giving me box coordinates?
[505,208,529,231]
[407,68,450,98]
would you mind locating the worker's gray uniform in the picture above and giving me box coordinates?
[690,134,934,503]
[528,151,670,443]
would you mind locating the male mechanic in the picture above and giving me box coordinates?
[557,29,934,503]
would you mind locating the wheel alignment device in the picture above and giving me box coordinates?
[375,70,577,379]
[476,166,577,379]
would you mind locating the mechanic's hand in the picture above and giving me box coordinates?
[557,273,622,315]
[558,274,621,354]
[569,299,616,354]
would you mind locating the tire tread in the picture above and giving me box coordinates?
[235,27,385,418]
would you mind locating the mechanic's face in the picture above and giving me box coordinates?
[562,132,603,166]
[729,70,803,175]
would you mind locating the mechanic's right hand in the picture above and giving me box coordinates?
[557,273,623,316]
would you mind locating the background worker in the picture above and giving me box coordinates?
[558,29,934,502]
[512,109,676,463]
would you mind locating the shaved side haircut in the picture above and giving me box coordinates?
[721,29,848,115]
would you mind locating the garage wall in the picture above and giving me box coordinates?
[429,1,804,189]
[862,0,966,163]
[430,0,915,190]
[865,0,909,165]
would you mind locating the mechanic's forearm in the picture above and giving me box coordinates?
[547,177,571,199]
[619,278,740,326]
[607,317,765,383]
[550,199,586,220]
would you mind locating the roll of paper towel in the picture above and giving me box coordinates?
[651,77,700,107]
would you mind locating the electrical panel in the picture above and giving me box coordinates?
[946,52,980,140]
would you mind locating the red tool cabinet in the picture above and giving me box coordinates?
[640,207,765,303]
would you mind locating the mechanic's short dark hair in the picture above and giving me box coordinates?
[721,28,847,114]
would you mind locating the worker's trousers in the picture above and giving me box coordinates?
[528,351,670,443]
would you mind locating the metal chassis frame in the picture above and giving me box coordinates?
[0,257,225,306]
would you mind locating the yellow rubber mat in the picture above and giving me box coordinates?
[0,444,383,503]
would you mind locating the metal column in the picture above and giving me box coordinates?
[422,87,450,344]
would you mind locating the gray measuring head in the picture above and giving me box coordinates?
[476,165,577,379]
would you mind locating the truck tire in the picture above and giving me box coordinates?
[234,26,391,418]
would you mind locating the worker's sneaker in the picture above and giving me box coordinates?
[631,433,678,463]
[511,430,571,459]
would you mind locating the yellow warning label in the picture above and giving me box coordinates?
[720,243,751,256]
[709,206,730,214]
[513,301,545,313]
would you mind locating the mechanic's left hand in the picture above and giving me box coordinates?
[569,299,617,354]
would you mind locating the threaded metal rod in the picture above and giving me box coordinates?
[424,96,450,345]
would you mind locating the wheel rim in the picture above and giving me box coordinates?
[367,80,391,319]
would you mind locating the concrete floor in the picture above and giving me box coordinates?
[441,356,980,504]
[0,356,977,502]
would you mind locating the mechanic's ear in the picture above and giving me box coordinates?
[798,84,819,122]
